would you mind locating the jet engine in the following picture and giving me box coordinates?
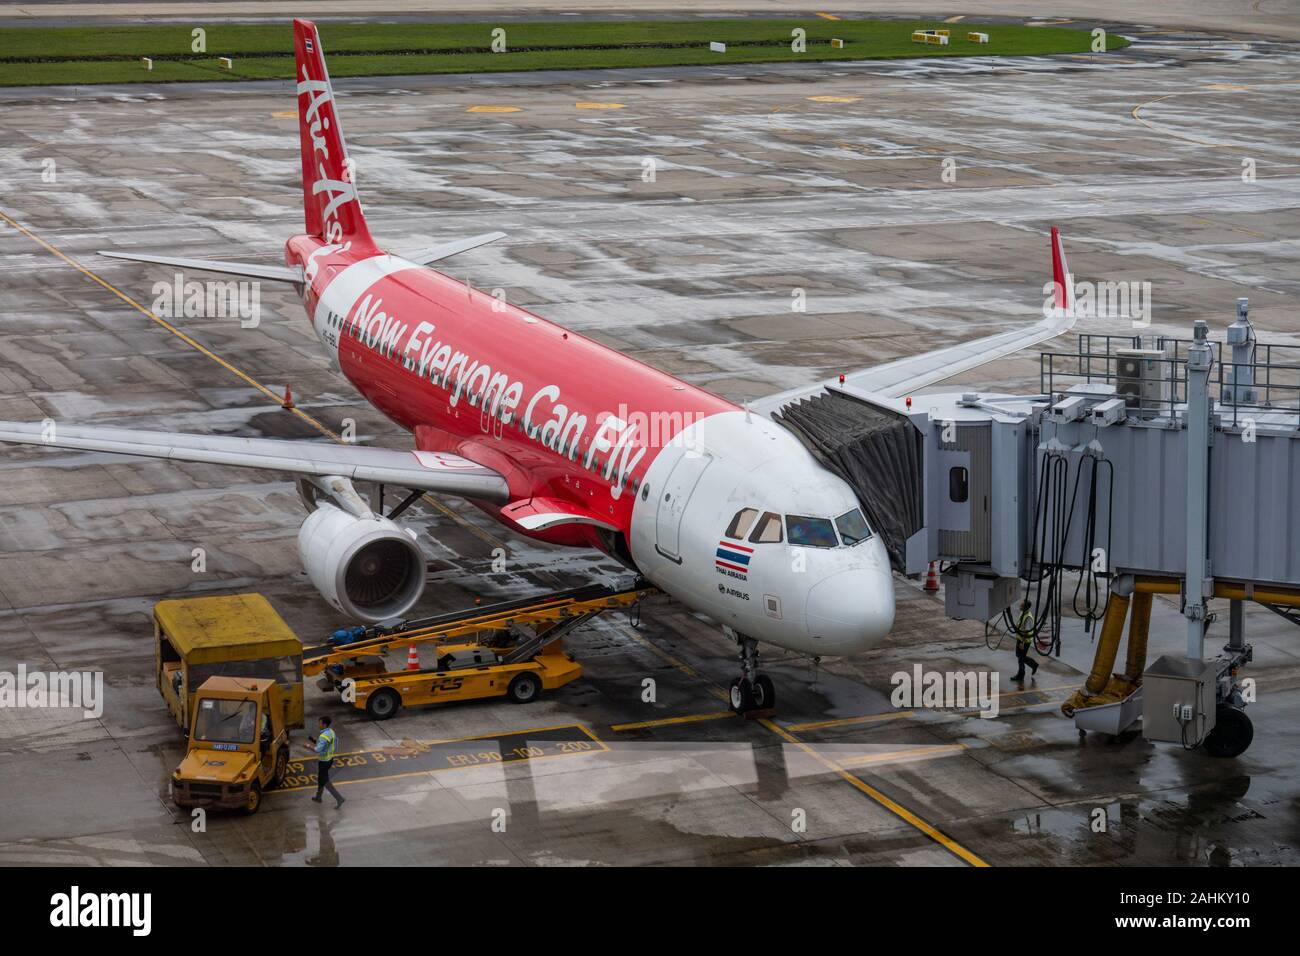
[297,503,426,622]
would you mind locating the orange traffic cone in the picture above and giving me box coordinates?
[405,646,420,670]
[281,385,295,410]
[923,562,940,592]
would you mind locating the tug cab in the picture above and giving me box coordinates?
[171,677,291,814]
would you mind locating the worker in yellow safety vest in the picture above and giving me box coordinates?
[1011,599,1039,683]
[306,715,345,808]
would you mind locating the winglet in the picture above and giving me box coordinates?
[1050,225,1073,313]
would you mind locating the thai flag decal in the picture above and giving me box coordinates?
[305,38,314,52]
[715,539,753,579]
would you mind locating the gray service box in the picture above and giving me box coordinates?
[941,568,1020,622]
[1141,655,1217,744]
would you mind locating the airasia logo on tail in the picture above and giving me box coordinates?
[297,67,359,244]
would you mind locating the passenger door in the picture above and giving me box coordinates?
[654,452,712,561]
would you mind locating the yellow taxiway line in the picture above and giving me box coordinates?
[839,743,968,767]
[612,711,737,732]
[759,717,988,867]
[0,207,506,551]
[612,622,989,866]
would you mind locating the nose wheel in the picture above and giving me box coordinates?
[729,635,776,715]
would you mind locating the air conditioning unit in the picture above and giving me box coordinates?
[1115,348,1169,418]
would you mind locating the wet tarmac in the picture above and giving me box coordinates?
[0,14,1297,865]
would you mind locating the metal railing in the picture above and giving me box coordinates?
[1039,334,1300,429]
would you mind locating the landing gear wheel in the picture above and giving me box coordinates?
[729,677,754,713]
[241,781,262,815]
[507,672,542,704]
[366,688,401,721]
[1204,705,1253,758]
[269,747,289,789]
[752,675,776,711]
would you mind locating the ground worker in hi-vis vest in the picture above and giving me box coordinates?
[306,715,345,808]
[1011,599,1039,683]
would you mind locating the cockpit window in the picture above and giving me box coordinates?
[786,515,838,548]
[748,511,783,544]
[725,507,759,540]
[835,509,872,546]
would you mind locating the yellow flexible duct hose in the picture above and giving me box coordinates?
[1123,591,1152,684]
[1084,592,1130,696]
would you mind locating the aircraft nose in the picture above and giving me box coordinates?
[805,568,895,652]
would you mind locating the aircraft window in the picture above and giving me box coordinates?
[835,509,872,546]
[725,507,759,539]
[786,515,838,548]
[748,511,783,544]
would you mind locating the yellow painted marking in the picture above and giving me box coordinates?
[806,95,861,103]
[575,101,625,110]
[815,12,840,21]
[839,743,968,767]
[1131,93,1225,147]
[271,110,297,118]
[611,622,987,866]
[467,105,521,113]
[421,723,598,749]
[275,744,604,793]
[1192,215,1268,240]
[780,681,1076,733]
[787,710,914,732]
[944,15,966,23]
[760,717,989,867]
[612,711,736,731]
[1205,83,1253,91]
[275,722,608,793]
[1027,19,1072,27]
[0,208,505,551]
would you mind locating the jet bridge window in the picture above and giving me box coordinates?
[834,509,872,546]
[786,515,838,548]
[725,507,760,539]
[748,511,783,544]
[949,466,969,504]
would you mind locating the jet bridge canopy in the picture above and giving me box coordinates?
[773,390,923,573]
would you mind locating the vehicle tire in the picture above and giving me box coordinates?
[729,677,754,714]
[241,782,262,815]
[269,747,289,789]
[366,688,401,721]
[1204,706,1253,758]
[752,675,776,711]
[507,672,542,704]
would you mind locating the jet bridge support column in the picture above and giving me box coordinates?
[1184,321,1213,661]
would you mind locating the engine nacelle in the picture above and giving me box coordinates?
[297,503,426,622]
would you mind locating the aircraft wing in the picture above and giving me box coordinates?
[399,231,507,266]
[750,226,1076,415]
[0,422,511,502]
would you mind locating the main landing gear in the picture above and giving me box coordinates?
[728,633,776,715]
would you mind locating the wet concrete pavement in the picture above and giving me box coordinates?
[0,16,1297,865]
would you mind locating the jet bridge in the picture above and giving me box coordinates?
[772,300,1300,757]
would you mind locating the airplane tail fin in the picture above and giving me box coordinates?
[293,19,375,249]
[1050,225,1073,312]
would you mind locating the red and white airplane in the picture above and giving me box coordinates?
[0,20,1075,712]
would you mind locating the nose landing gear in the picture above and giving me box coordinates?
[728,633,776,715]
